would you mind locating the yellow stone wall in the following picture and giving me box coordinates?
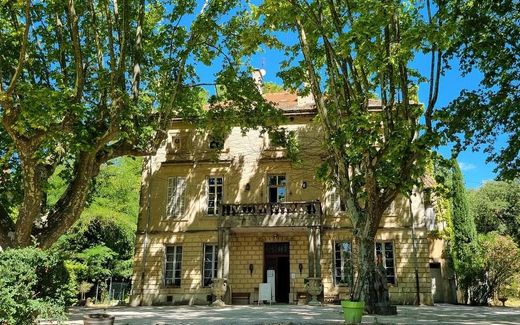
[228,232,309,303]
[131,116,447,306]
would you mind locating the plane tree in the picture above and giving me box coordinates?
[256,0,447,311]
[0,0,279,249]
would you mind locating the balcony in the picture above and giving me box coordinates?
[219,201,322,228]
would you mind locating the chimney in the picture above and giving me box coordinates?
[297,83,314,106]
[252,68,266,94]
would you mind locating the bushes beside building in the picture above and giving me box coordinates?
[0,247,76,324]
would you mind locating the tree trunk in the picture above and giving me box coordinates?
[351,204,395,314]
[15,155,46,247]
[353,235,378,313]
[36,152,101,248]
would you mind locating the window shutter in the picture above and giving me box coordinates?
[167,177,186,218]
[329,187,341,213]
[167,177,176,217]
[175,177,186,217]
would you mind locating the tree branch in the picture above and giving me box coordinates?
[36,152,100,249]
[67,0,84,102]
[5,0,31,95]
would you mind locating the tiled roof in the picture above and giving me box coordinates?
[263,91,382,112]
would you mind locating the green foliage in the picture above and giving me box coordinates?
[450,160,478,294]
[76,245,117,283]
[469,233,520,305]
[269,128,301,164]
[440,0,520,180]
[48,156,140,305]
[468,181,520,245]
[0,0,281,248]
[430,158,454,241]
[0,247,75,324]
[263,82,284,93]
[451,160,477,245]
[255,0,449,306]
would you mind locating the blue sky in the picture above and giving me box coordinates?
[194,10,499,189]
[244,48,498,189]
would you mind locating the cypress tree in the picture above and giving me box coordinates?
[450,159,479,302]
[451,160,477,245]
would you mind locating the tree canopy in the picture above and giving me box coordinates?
[439,0,520,180]
[255,0,447,310]
[468,180,520,246]
[0,0,279,248]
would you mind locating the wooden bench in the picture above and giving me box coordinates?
[232,292,251,305]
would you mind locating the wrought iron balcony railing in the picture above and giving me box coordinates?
[220,201,322,217]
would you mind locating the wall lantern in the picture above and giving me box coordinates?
[249,263,254,276]
[245,183,251,191]
[302,181,307,189]
[298,263,304,275]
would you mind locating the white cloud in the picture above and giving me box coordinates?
[458,161,477,171]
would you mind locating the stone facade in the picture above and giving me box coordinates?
[130,92,455,306]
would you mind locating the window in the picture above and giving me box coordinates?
[268,175,287,203]
[167,177,186,218]
[268,129,287,148]
[203,244,218,287]
[375,241,396,285]
[329,187,346,213]
[334,242,352,286]
[166,177,186,218]
[164,246,182,287]
[207,177,223,215]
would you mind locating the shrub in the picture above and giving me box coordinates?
[465,233,520,305]
[0,247,76,324]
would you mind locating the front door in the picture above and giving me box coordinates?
[264,242,290,303]
[430,262,444,303]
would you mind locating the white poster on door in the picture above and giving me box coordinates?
[267,269,276,303]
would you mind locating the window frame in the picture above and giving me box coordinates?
[164,245,183,287]
[202,244,218,288]
[333,241,353,286]
[166,176,186,219]
[329,187,346,213]
[267,174,287,203]
[207,176,224,215]
[375,241,397,286]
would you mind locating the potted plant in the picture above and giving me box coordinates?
[340,264,364,325]
[341,298,365,324]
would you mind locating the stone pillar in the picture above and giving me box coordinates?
[315,226,322,278]
[217,227,230,279]
[307,226,322,278]
[307,227,315,278]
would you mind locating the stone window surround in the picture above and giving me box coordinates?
[376,240,397,286]
[164,245,183,288]
[202,243,218,288]
[333,241,352,286]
